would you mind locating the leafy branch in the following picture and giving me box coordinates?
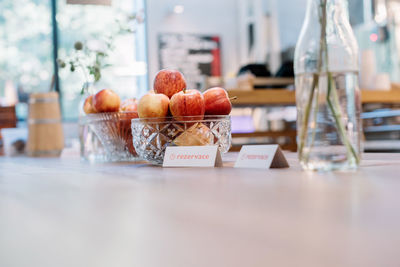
[57,11,143,95]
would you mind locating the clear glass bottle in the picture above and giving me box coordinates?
[294,0,362,171]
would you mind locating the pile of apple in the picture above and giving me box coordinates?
[136,69,233,148]
[83,89,138,115]
[82,69,233,119]
[138,69,233,120]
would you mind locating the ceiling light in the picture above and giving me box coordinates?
[173,5,184,14]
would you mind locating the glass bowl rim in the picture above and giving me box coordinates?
[131,115,231,124]
[83,111,138,117]
[80,111,139,123]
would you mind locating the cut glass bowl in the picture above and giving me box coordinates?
[131,115,232,165]
[83,112,139,162]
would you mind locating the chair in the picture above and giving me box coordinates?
[0,106,17,154]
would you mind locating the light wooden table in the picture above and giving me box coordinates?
[1,153,400,267]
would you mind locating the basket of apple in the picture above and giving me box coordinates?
[82,89,139,162]
[131,69,233,165]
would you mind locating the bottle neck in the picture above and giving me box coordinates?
[304,0,349,26]
[295,0,358,74]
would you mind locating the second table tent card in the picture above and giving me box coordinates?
[234,145,289,169]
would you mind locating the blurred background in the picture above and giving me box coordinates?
[1,0,400,154]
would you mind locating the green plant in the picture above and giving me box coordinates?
[57,12,143,95]
[57,40,112,94]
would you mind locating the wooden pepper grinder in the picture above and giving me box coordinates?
[26,92,64,157]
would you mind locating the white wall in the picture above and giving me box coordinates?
[146,0,240,88]
[268,0,306,51]
[145,0,308,89]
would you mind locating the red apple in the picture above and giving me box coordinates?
[93,89,121,113]
[83,95,97,114]
[118,111,139,156]
[154,69,187,98]
[138,92,170,118]
[203,87,232,115]
[120,98,138,112]
[169,89,205,121]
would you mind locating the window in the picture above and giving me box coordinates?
[0,0,53,115]
[57,0,148,120]
[0,0,148,120]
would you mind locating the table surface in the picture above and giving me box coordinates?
[1,153,400,267]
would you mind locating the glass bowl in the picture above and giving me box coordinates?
[83,112,139,162]
[131,115,232,165]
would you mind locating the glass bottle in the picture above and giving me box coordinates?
[294,0,362,171]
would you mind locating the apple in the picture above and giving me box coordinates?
[138,92,170,118]
[83,95,97,114]
[118,112,139,156]
[120,98,138,112]
[154,69,187,98]
[174,123,213,146]
[93,89,121,113]
[169,89,205,121]
[203,87,232,115]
